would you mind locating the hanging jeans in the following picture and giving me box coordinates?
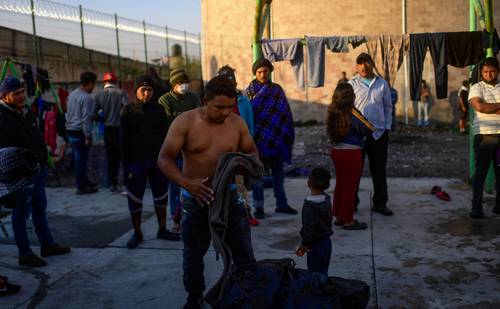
[409,33,447,101]
[252,155,288,210]
[472,135,500,211]
[104,126,121,187]
[67,130,91,188]
[12,168,54,257]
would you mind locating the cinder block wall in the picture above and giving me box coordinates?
[201,0,500,125]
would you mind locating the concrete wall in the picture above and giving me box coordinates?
[201,0,500,124]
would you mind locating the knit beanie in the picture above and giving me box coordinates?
[134,75,154,94]
[169,69,189,86]
[252,58,274,75]
[0,77,24,97]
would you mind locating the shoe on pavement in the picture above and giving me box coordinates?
[254,207,265,219]
[0,276,21,297]
[126,233,143,249]
[18,254,47,267]
[372,205,393,216]
[77,186,98,195]
[343,220,368,230]
[157,229,181,241]
[275,205,298,215]
[41,243,71,257]
[184,294,202,309]
[469,208,484,219]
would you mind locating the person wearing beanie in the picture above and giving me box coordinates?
[158,69,200,231]
[0,77,71,268]
[93,72,128,193]
[245,58,297,219]
[66,71,98,195]
[120,75,181,249]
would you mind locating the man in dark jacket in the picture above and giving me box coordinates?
[0,77,70,267]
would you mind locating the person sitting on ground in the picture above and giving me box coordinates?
[0,78,71,267]
[327,83,374,230]
[120,75,181,249]
[296,167,333,276]
[157,75,258,309]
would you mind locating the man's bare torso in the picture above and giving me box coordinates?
[180,108,241,179]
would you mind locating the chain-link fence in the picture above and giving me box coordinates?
[0,0,201,79]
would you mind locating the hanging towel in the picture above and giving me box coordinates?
[409,33,448,101]
[22,64,36,97]
[366,34,409,86]
[348,35,368,49]
[305,36,349,88]
[446,31,484,68]
[44,109,57,153]
[261,38,305,88]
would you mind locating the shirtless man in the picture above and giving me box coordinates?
[157,76,258,309]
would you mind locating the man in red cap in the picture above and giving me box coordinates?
[94,72,128,193]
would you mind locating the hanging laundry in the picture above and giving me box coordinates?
[348,36,368,49]
[409,33,448,101]
[57,87,69,112]
[366,34,409,87]
[446,31,483,68]
[44,109,57,154]
[36,68,51,92]
[482,28,500,55]
[22,64,36,97]
[305,36,349,88]
[261,38,305,88]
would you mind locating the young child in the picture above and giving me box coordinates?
[296,167,333,275]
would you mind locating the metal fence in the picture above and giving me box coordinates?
[0,0,201,76]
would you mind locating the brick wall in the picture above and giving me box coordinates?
[201,0,500,124]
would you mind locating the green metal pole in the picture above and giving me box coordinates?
[165,26,170,71]
[30,0,39,67]
[184,30,189,72]
[198,33,203,80]
[114,14,122,82]
[469,0,476,183]
[485,0,495,193]
[79,5,87,69]
[472,0,486,29]
[252,0,264,62]
[1,59,9,80]
[143,20,148,69]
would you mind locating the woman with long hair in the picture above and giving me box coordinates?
[327,83,374,230]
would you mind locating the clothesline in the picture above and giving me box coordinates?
[260,30,496,101]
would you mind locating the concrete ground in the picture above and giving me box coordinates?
[1,177,500,309]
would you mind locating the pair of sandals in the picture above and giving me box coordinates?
[431,186,450,201]
[334,220,367,230]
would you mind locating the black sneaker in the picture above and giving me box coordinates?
[254,207,265,219]
[372,205,393,216]
[77,186,98,195]
[184,294,202,309]
[41,243,71,257]
[470,208,484,219]
[157,229,181,241]
[0,276,21,297]
[18,254,47,267]
[275,205,298,215]
[126,233,143,249]
[343,220,368,230]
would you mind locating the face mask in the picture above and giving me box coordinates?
[177,83,189,94]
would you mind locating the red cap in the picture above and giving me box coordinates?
[103,72,117,82]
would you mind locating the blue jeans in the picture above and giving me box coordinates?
[252,155,288,209]
[307,236,332,275]
[67,131,91,188]
[181,188,255,296]
[12,168,54,256]
[168,159,183,217]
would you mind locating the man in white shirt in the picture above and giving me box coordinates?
[349,53,393,216]
[468,57,500,219]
